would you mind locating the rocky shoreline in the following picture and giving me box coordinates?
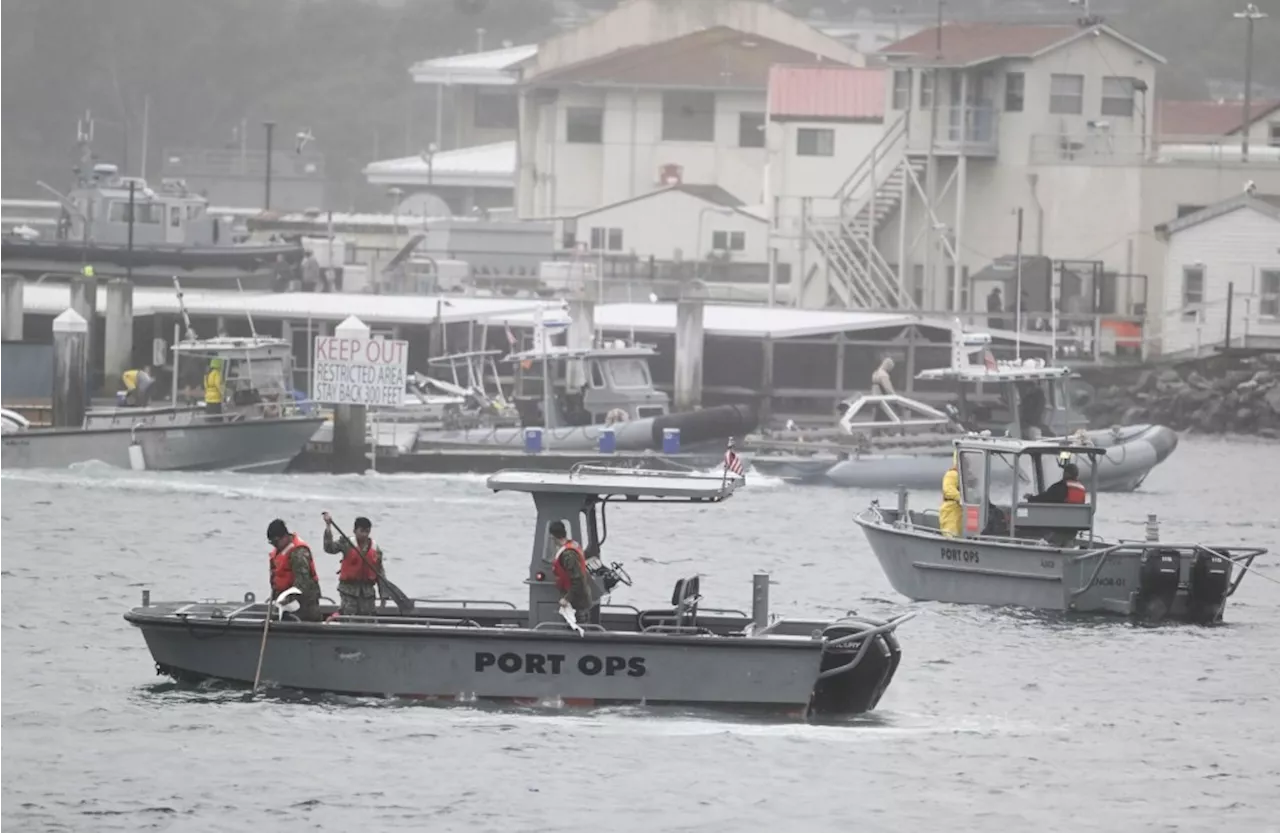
[1080,354,1280,438]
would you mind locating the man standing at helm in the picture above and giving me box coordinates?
[547,521,596,623]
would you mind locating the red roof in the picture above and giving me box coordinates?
[880,22,1090,66]
[768,65,885,121]
[1156,99,1280,138]
[528,27,846,88]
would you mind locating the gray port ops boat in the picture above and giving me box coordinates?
[853,435,1267,624]
[126,465,914,717]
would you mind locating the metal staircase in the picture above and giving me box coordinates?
[806,114,921,310]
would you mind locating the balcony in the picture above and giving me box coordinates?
[1029,133,1280,167]
[905,105,1000,158]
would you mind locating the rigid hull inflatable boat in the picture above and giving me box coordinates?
[127,463,913,718]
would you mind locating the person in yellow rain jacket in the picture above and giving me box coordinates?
[939,453,963,537]
[204,359,224,418]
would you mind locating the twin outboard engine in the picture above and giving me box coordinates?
[1134,549,1181,622]
[1187,550,1233,625]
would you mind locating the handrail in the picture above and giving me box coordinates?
[409,597,519,610]
[836,113,907,205]
[533,621,606,632]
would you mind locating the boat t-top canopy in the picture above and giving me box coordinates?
[487,466,741,502]
[171,335,291,357]
[952,434,1109,458]
[503,344,658,364]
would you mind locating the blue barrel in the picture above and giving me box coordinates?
[524,427,543,453]
[662,427,681,454]
[599,428,617,453]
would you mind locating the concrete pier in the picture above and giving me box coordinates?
[2,274,24,341]
[674,295,706,413]
[330,316,369,473]
[52,309,89,428]
[102,279,134,394]
[566,285,597,388]
[69,275,98,383]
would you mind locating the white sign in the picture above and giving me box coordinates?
[312,334,409,407]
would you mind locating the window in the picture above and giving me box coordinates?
[1101,76,1135,118]
[1261,269,1280,318]
[168,205,181,228]
[661,91,715,141]
[919,72,934,109]
[796,127,835,156]
[1049,73,1084,115]
[892,70,911,110]
[565,106,604,144]
[1182,265,1204,320]
[107,201,161,224]
[589,227,622,252]
[1269,123,1280,148]
[711,230,746,251]
[608,358,651,389]
[473,88,518,129]
[589,360,606,388]
[738,112,765,148]
[1005,72,1025,112]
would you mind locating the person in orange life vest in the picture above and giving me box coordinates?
[267,519,322,622]
[547,520,595,622]
[321,512,385,616]
[1024,462,1087,505]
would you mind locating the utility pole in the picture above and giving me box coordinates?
[1234,4,1268,163]
[263,121,276,210]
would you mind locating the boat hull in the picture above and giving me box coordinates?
[764,425,1177,492]
[854,512,1249,624]
[1,416,324,473]
[0,238,301,289]
[126,603,904,716]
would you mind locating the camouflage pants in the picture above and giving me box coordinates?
[338,581,378,616]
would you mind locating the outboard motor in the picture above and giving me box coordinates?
[1187,550,1232,625]
[1134,549,1181,623]
[810,619,900,716]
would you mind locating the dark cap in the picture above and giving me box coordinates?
[1063,462,1080,479]
[267,519,289,541]
[354,516,372,531]
[548,520,567,539]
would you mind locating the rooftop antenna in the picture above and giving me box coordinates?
[235,278,259,338]
[1070,0,1104,27]
[171,276,198,341]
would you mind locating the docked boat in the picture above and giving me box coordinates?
[744,329,1177,492]
[2,122,300,288]
[294,340,757,473]
[854,434,1266,624]
[2,294,322,472]
[125,463,914,717]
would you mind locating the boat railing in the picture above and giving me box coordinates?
[817,612,917,680]
[533,621,607,633]
[332,615,484,628]
[1069,542,1267,600]
[641,624,714,636]
[404,598,519,610]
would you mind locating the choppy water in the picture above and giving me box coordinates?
[3,436,1280,833]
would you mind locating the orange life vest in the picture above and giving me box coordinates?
[338,539,381,583]
[552,540,587,593]
[1065,480,1087,504]
[269,534,319,596]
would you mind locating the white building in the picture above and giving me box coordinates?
[777,20,1280,356]
[513,0,862,219]
[1153,192,1280,356]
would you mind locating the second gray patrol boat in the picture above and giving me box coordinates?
[126,463,914,718]
[854,435,1267,624]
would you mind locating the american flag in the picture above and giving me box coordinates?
[983,349,998,371]
[723,440,745,477]
[505,324,517,348]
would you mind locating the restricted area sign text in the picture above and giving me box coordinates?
[312,334,409,407]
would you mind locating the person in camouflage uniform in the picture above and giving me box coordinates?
[266,519,322,622]
[322,512,385,617]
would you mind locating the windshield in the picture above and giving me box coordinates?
[607,358,651,389]
[988,451,1035,502]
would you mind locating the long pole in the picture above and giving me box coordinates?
[126,181,136,286]
[1234,5,1267,163]
[139,95,150,180]
[263,121,276,210]
[1014,207,1023,360]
